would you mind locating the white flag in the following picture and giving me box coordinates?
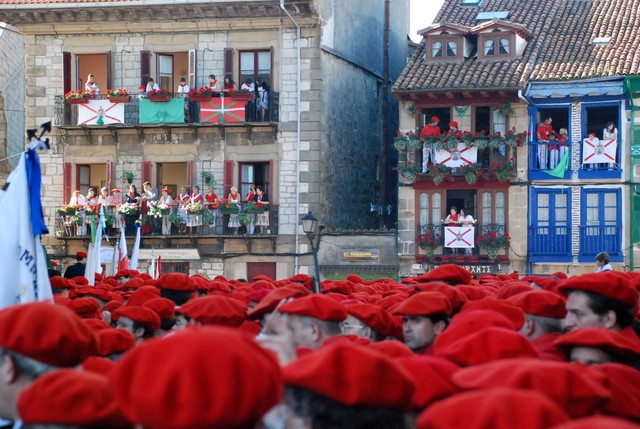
[0,150,53,308]
[108,239,119,276]
[434,143,478,168]
[129,224,141,270]
[77,100,125,126]
[118,224,129,272]
[582,138,617,164]
[84,208,104,285]
[444,226,475,249]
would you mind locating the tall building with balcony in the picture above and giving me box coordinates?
[0,0,409,279]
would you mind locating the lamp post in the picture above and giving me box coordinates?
[301,211,322,294]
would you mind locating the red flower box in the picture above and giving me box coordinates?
[190,94,212,102]
[67,98,90,105]
[230,93,253,101]
[149,95,171,102]
[108,95,131,103]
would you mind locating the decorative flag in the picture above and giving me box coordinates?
[108,238,119,276]
[118,224,129,272]
[77,100,125,126]
[129,224,141,270]
[155,256,162,279]
[200,96,246,123]
[84,208,104,285]
[0,149,53,308]
[582,137,617,164]
[444,226,475,249]
[139,99,184,124]
[434,143,478,168]
[544,150,570,178]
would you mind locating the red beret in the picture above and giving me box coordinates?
[74,190,81,195]
[252,274,274,282]
[495,282,533,299]
[83,317,111,331]
[114,270,134,279]
[160,187,169,193]
[113,306,161,332]
[391,291,452,317]
[459,298,525,330]
[550,416,640,429]
[451,359,611,418]
[441,327,538,366]
[72,275,89,285]
[68,297,102,319]
[178,295,247,327]
[396,355,459,409]
[143,297,176,320]
[551,271,568,279]
[554,328,640,363]
[111,327,282,429]
[368,340,414,358]
[0,302,98,367]
[126,286,161,306]
[416,388,569,429]
[412,283,468,312]
[449,121,458,127]
[345,303,395,337]
[246,288,272,303]
[279,294,348,321]
[111,188,121,193]
[434,310,516,357]
[595,363,640,420]
[50,276,75,290]
[247,285,311,319]
[508,290,567,318]
[75,286,112,302]
[454,285,492,300]
[416,264,472,285]
[97,328,136,357]
[155,272,197,291]
[283,343,414,410]
[117,277,145,291]
[557,272,639,310]
[76,251,88,258]
[103,300,123,313]
[430,116,440,123]
[82,355,118,376]
[18,369,131,428]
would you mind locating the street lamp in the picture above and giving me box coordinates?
[301,211,322,294]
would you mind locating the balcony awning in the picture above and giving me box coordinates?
[525,77,625,99]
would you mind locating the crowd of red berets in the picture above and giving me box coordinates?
[1,263,639,429]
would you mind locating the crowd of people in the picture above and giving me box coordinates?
[3,263,638,428]
[64,181,270,237]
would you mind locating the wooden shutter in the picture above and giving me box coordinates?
[268,160,274,203]
[223,160,234,195]
[188,49,197,89]
[224,48,233,78]
[140,50,151,86]
[142,161,152,186]
[106,161,113,190]
[63,52,71,94]
[63,162,72,203]
[187,160,194,190]
[106,51,113,89]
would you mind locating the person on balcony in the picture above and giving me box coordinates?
[602,121,618,169]
[442,206,460,255]
[125,184,141,236]
[241,78,256,121]
[420,116,441,173]
[228,186,241,234]
[142,181,160,235]
[85,74,100,99]
[536,116,553,169]
[255,185,269,234]
[223,75,236,94]
[245,184,257,203]
[111,189,123,233]
[205,186,219,234]
[187,185,203,235]
[557,127,569,165]
[208,74,220,94]
[547,131,559,169]
[256,81,270,122]
[459,208,476,255]
[447,121,462,139]
[145,78,160,94]
[177,186,190,234]
[69,190,86,236]
[160,188,173,236]
[177,77,190,122]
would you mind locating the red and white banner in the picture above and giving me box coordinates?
[77,100,125,125]
[200,96,246,123]
[444,226,475,248]
[582,138,617,164]
[434,143,477,168]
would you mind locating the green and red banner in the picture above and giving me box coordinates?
[139,99,184,124]
[200,96,246,123]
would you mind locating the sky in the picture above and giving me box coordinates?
[410,0,446,42]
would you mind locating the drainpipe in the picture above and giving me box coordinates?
[280,0,302,273]
[518,89,533,275]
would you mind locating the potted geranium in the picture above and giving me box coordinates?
[107,88,131,103]
[148,88,172,102]
[218,199,240,214]
[426,163,452,185]
[490,159,517,182]
[476,230,510,260]
[416,230,441,258]
[229,89,254,100]
[57,205,78,216]
[189,87,214,102]
[117,203,139,216]
[65,90,91,104]
[393,161,421,183]
[459,163,482,184]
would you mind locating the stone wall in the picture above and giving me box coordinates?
[0,25,24,171]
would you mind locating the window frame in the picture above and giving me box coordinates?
[477,31,515,60]
[578,102,622,179]
[238,49,273,89]
[529,105,572,180]
[427,34,463,61]
[528,187,572,262]
[579,188,623,262]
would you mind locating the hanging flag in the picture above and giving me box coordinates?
[444,226,475,249]
[118,224,129,272]
[543,150,570,178]
[129,224,141,270]
[108,238,119,276]
[77,100,125,126]
[200,96,246,123]
[0,149,53,308]
[434,143,478,168]
[139,99,184,124]
[155,256,163,279]
[84,208,104,285]
[582,137,617,164]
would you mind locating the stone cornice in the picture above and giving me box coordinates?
[0,0,315,30]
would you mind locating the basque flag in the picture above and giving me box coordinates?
[0,149,53,308]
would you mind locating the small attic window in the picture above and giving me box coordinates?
[592,36,611,45]
[462,0,483,5]
[476,11,510,21]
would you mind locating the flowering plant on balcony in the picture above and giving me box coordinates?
[117,203,139,216]
[184,202,204,215]
[426,163,452,185]
[57,205,78,216]
[393,130,423,151]
[243,201,268,214]
[229,89,253,95]
[459,163,482,184]
[107,88,130,96]
[416,230,441,257]
[190,87,214,96]
[393,161,421,183]
[476,230,510,259]
[83,205,99,216]
[148,201,171,218]
[217,199,240,214]
[460,128,529,149]
[169,213,185,226]
[149,88,172,96]
[488,158,517,181]
[65,90,91,100]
